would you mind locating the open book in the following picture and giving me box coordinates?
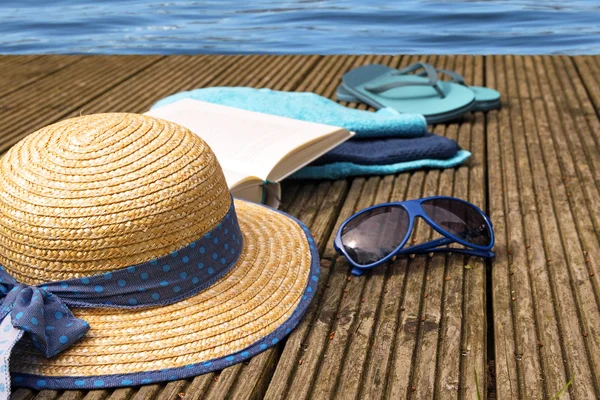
[146,98,354,208]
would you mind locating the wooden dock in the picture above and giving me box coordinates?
[2,54,600,399]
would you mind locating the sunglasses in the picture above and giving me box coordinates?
[334,196,495,276]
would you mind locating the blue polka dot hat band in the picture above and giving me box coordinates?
[6,202,244,310]
[0,202,242,353]
[0,113,319,398]
[0,200,320,396]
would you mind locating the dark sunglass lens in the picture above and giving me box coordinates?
[421,198,491,246]
[341,206,409,265]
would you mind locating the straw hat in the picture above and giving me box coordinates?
[0,113,318,392]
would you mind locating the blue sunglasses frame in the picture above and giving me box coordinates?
[334,196,495,276]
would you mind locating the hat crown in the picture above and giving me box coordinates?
[0,113,231,284]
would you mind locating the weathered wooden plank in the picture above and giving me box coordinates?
[488,53,600,399]
[554,57,600,186]
[551,56,600,234]
[380,55,448,400]
[105,388,133,400]
[334,175,396,399]
[32,391,59,400]
[155,380,189,400]
[279,182,301,211]
[390,58,453,400]
[56,391,84,400]
[540,58,600,235]
[539,56,600,307]
[558,57,600,300]
[263,180,350,400]
[494,54,547,398]
[572,56,600,117]
[0,55,164,154]
[518,54,585,399]
[265,178,366,400]
[486,55,520,400]
[127,384,161,400]
[67,55,322,117]
[227,347,280,400]
[430,54,489,400]
[10,389,35,400]
[65,55,241,114]
[567,56,600,152]
[309,180,349,256]
[204,363,243,400]
[0,55,42,68]
[82,389,112,400]
[385,170,430,399]
[535,55,600,397]
[310,175,384,398]
[358,174,411,400]
[294,54,360,98]
[176,375,213,400]
[0,55,83,98]
[409,54,457,400]
[458,55,488,399]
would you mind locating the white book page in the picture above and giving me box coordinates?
[221,168,254,188]
[146,98,348,180]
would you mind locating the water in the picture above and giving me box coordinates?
[1,0,599,55]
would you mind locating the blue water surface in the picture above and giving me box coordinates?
[0,0,599,54]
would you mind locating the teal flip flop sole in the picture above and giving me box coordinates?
[342,64,476,124]
[468,86,502,111]
[337,82,501,112]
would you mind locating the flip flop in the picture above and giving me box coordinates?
[341,63,476,124]
[337,63,501,112]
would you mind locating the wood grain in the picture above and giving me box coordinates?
[1,54,599,400]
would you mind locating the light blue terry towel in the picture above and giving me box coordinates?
[151,87,428,139]
[291,150,472,180]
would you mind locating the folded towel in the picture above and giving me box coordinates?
[291,150,472,180]
[311,132,461,166]
[151,87,428,139]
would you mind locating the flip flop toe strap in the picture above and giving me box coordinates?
[365,61,446,98]
[396,61,468,86]
[434,68,466,85]
[365,78,446,99]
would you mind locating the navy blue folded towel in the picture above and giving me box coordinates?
[311,132,461,166]
[150,87,471,180]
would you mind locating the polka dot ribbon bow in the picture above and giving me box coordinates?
[0,203,243,399]
[0,276,90,357]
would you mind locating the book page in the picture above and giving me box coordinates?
[146,98,350,180]
[221,168,256,188]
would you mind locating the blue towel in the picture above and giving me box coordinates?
[292,150,472,180]
[311,132,461,166]
[151,87,428,139]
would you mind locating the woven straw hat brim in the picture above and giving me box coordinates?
[11,199,315,380]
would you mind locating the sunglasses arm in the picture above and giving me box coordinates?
[399,238,495,259]
[400,237,454,254]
